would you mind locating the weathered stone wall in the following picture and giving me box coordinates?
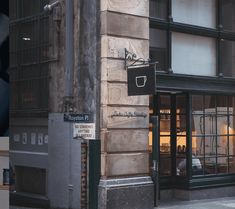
[100,0,150,177]
[49,0,66,113]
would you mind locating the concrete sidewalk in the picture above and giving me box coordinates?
[10,197,235,209]
[158,197,235,209]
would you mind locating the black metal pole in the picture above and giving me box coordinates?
[151,115,159,208]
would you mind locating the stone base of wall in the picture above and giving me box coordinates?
[98,176,154,209]
[161,186,235,201]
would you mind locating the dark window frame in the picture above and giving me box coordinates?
[192,95,235,177]
[150,0,235,78]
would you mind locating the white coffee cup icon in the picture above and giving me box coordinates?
[135,76,147,88]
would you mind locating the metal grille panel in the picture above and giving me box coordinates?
[9,0,50,116]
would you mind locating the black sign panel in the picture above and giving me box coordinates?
[64,113,93,123]
[127,66,156,96]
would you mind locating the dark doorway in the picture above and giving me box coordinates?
[150,93,189,193]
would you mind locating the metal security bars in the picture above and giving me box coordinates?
[9,0,51,117]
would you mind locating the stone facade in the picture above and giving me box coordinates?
[98,0,153,208]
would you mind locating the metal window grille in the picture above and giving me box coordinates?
[9,0,50,117]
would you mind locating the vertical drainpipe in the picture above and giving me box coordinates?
[65,0,74,99]
[65,0,74,208]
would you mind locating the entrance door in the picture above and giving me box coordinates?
[150,93,189,192]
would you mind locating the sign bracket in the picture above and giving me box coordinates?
[124,48,158,70]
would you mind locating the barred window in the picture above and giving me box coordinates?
[10,0,50,116]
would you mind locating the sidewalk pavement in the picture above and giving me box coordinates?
[10,197,235,209]
[158,197,235,209]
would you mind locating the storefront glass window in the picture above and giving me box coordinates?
[192,95,235,176]
[172,0,216,28]
[172,32,216,76]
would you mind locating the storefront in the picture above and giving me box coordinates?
[149,74,235,200]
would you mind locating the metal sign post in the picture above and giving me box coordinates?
[151,115,159,208]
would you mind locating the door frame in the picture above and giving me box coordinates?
[151,92,192,191]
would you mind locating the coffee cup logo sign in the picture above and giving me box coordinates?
[127,66,156,96]
[135,76,147,88]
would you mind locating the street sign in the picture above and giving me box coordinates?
[64,113,93,123]
[127,66,156,96]
[73,123,96,139]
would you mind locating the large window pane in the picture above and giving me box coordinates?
[220,40,235,78]
[172,0,216,28]
[172,32,216,76]
[221,0,235,32]
[150,29,167,71]
[150,0,167,20]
